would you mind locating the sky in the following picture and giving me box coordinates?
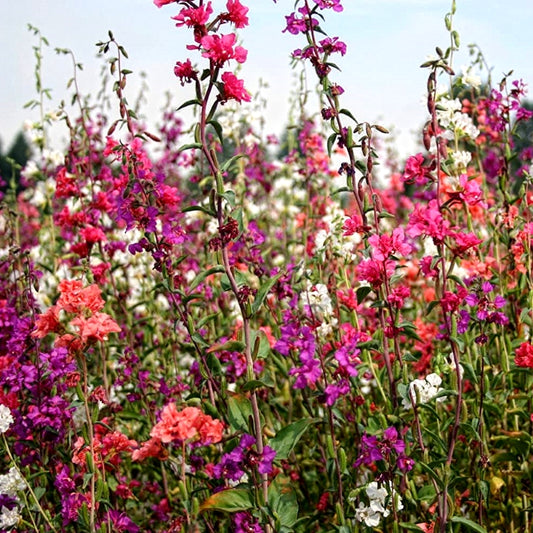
[2,0,533,158]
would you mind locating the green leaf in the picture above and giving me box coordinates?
[356,286,372,304]
[208,119,224,147]
[327,133,337,157]
[450,516,487,533]
[200,488,254,512]
[268,476,298,528]
[177,99,201,111]
[189,266,226,290]
[221,154,245,173]
[208,340,246,353]
[398,524,425,532]
[251,273,282,316]
[339,108,358,123]
[227,395,252,432]
[181,204,216,217]
[269,419,316,461]
[221,190,236,207]
[178,142,203,152]
[241,379,272,392]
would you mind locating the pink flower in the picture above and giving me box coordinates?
[153,0,174,7]
[220,71,251,103]
[356,258,395,287]
[225,0,249,28]
[402,153,432,186]
[57,280,105,314]
[458,174,484,206]
[150,404,224,445]
[515,342,533,368]
[172,2,213,27]
[71,312,121,342]
[406,199,451,244]
[32,306,61,338]
[201,33,247,65]
[449,231,482,255]
[174,59,197,85]
[368,228,412,261]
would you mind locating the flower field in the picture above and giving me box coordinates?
[1,1,533,532]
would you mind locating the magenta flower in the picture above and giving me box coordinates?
[172,2,213,28]
[220,71,251,103]
[225,0,249,28]
[402,153,432,186]
[174,59,197,85]
[201,33,247,65]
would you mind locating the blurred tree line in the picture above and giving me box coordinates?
[0,131,31,195]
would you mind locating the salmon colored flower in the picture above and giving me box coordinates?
[151,404,224,444]
[70,312,121,342]
[57,280,105,314]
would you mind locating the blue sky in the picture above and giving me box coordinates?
[2,0,533,156]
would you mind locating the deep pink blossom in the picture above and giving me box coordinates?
[174,59,197,85]
[220,71,251,103]
[172,2,213,28]
[515,342,533,368]
[314,0,343,12]
[225,0,249,28]
[406,199,451,244]
[402,153,432,186]
[368,227,412,261]
[200,33,247,65]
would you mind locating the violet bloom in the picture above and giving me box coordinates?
[354,434,383,467]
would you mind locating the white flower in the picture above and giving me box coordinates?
[452,150,472,170]
[0,405,14,434]
[0,467,26,498]
[403,373,444,409]
[461,66,482,89]
[355,502,382,527]
[0,505,20,530]
[300,283,333,316]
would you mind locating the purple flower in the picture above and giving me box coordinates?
[258,446,276,475]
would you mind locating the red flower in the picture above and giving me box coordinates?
[515,342,533,368]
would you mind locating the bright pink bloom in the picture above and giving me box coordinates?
[356,258,395,288]
[515,342,533,368]
[225,0,249,28]
[314,0,343,12]
[172,2,213,27]
[458,174,484,206]
[406,199,451,244]
[402,153,431,186]
[220,71,251,103]
[201,33,247,65]
[174,59,197,85]
[80,225,106,244]
[153,0,174,7]
[449,231,482,255]
[368,227,412,261]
